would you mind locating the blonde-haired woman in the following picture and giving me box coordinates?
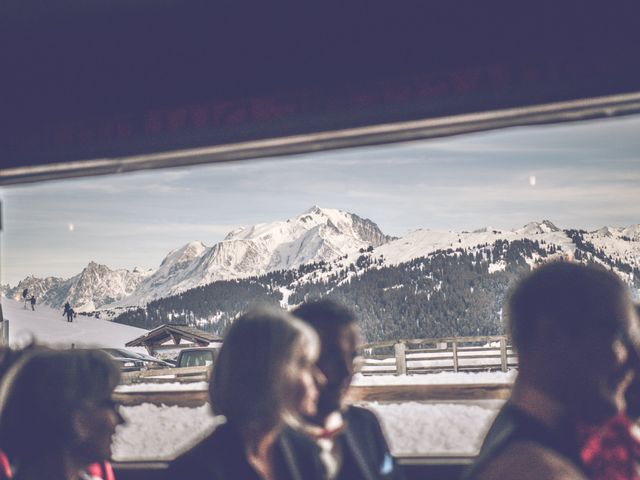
[168,307,326,480]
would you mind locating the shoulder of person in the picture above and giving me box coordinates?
[280,425,317,445]
[344,406,405,479]
[344,405,385,434]
[472,439,587,480]
[167,432,220,476]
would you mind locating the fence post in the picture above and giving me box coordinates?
[500,337,508,372]
[0,320,8,345]
[452,340,459,372]
[394,342,407,376]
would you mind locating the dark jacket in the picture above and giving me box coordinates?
[166,421,325,480]
[337,406,404,480]
[283,406,404,480]
[462,403,584,479]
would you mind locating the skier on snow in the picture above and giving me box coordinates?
[62,302,74,323]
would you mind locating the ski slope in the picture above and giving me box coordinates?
[1,298,147,349]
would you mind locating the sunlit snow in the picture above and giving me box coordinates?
[1,298,147,349]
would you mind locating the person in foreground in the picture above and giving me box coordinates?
[0,349,124,480]
[464,261,640,480]
[292,299,404,480]
[167,307,326,480]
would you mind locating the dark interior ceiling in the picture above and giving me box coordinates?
[2,1,640,184]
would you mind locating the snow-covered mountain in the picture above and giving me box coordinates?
[6,210,640,312]
[375,220,573,267]
[121,206,392,305]
[111,219,640,341]
[8,262,153,312]
[7,275,67,305]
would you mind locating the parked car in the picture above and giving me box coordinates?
[100,348,174,372]
[175,347,219,369]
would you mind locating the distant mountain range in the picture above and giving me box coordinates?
[5,207,640,319]
[6,207,392,311]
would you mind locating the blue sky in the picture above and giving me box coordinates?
[2,114,639,286]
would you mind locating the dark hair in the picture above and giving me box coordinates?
[508,261,632,354]
[210,307,318,435]
[0,343,44,380]
[0,349,120,461]
[293,299,356,332]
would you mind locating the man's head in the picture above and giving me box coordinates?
[624,305,640,419]
[293,299,360,422]
[508,261,640,422]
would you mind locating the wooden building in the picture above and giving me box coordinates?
[125,324,223,357]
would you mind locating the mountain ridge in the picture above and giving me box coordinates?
[6,208,639,313]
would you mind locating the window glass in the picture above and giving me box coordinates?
[1,114,639,459]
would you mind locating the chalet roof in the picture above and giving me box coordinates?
[125,323,223,348]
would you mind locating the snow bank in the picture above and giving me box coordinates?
[115,382,209,393]
[352,370,516,386]
[113,401,500,461]
[367,402,498,456]
[114,404,222,461]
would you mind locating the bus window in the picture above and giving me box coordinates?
[1,114,639,461]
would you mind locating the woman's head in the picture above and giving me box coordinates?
[210,307,321,435]
[0,348,123,465]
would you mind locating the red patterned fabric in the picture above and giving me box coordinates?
[0,451,11,480]
[86,461,116,480]
[576,415,640,480]
[0,452,114,480]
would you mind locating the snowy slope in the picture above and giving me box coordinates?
[376,220,575,267]
[585,225,640,271]
[118,206,391,305]
[189,206,390,283]
[120,241,207,306]
[1,298,147,348]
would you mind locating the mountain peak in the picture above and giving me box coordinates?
[519,220,560,235]
[84,261,108,273]
[160,241,207,267]
[305,205,323,214]
[300,206,344,221]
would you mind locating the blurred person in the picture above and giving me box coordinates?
[624,305,640,420]
[292,299,404,480]
[168,307,326,480]
[21,289,28,309]
[0,343,48,480]
[29,296,35,311]
[0,349,123,480]
[464,262,640,480]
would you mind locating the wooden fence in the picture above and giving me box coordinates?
[120,365,210,385]
[359,335,518,375]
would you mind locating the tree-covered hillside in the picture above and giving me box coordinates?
[113,238,582,342]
